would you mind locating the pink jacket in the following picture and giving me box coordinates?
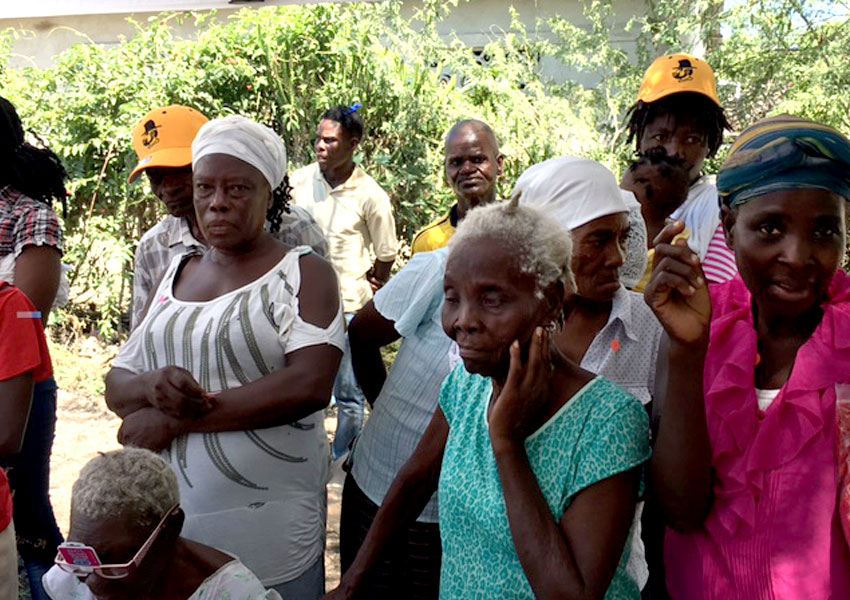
[666,271,850,599]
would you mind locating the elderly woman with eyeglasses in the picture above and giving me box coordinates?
[42,448,280,600]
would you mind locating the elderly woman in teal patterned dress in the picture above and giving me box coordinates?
[326,196,651,599]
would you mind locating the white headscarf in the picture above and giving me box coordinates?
[513,157,628,230]
[192,115,287,189]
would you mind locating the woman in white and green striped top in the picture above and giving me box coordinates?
[105,116,344,599]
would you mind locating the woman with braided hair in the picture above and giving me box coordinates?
[0,96,67,600]
[105,115,344,599]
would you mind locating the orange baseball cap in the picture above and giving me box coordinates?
[637,53,721,107]
[128,105,209,183]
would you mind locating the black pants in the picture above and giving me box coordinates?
[340,473,441,599]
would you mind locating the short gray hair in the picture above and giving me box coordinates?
[71,448,179,529]
[450,197,575,297]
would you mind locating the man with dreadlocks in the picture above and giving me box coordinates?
[0,95,66,600]
[623,53,738,291]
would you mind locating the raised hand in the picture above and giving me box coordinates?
[143,366,215,419]
[489,326,553,446]
[644,221,711,346]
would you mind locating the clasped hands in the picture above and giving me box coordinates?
[118,366,216,451]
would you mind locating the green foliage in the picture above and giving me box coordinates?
[1,1,594,339]
[1,0,848,338]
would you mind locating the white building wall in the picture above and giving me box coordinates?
[1,0,645,80]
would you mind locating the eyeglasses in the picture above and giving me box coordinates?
[55,504,180,579]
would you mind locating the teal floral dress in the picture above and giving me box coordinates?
[437,367,651,599]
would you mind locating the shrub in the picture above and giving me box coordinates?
[2,0,849,338]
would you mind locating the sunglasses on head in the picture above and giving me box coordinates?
[55,504,179,579]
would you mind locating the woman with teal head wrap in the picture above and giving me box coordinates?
[717,114,850,207]
[644,114,850,599]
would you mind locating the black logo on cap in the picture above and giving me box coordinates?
[672,59,695,82]
[141,120,160,148]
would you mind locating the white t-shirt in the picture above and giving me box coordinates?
[113,247,345,585]
[756,388,781,412]
[669,176,738,285]
[670,176,721,261]
[42,559,282,599]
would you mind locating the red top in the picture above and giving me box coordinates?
[0,281,53,530]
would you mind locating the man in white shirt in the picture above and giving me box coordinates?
[290,105,398,460]
[623,53,738,292]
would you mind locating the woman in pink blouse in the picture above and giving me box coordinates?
[646,115,850,599]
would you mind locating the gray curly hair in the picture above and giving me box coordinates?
[71,448,179,529]
[450,195,575,297]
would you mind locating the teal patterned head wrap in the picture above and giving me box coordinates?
[717,114,850,208]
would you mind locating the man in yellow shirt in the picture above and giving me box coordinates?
[411,119,503,254]
[290,105,397,460]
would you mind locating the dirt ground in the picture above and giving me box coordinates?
[41,338,343,593]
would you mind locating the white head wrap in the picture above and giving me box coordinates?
[192,115,287,189]
[513,157,628,231]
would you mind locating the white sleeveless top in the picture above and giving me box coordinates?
[113,246,345,585]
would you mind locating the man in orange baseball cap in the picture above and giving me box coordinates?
[622,52,736,599]
[128,105,328,330]
[128,105,208,329]
[622,53,738,292]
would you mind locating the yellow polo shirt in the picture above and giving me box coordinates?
[411,205,459,255]
[290,162,397,312]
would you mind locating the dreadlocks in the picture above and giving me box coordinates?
[0,97,67,210]
[266,173,293,234]
[625,92,731,158]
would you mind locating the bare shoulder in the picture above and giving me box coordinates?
[297,250,336,282]
[297,251,340,326]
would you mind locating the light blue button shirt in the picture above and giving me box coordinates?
[350,248,452,522]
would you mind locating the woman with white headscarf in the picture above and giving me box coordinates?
[513,157,663,592]
[105,116,345,599]
[514,157,662,406]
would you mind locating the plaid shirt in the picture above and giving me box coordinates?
[130,204,329,329]
[0,185,64,259]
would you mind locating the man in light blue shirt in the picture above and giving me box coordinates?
[342,247,450,597]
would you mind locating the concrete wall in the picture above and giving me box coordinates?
[1,0,645,79]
